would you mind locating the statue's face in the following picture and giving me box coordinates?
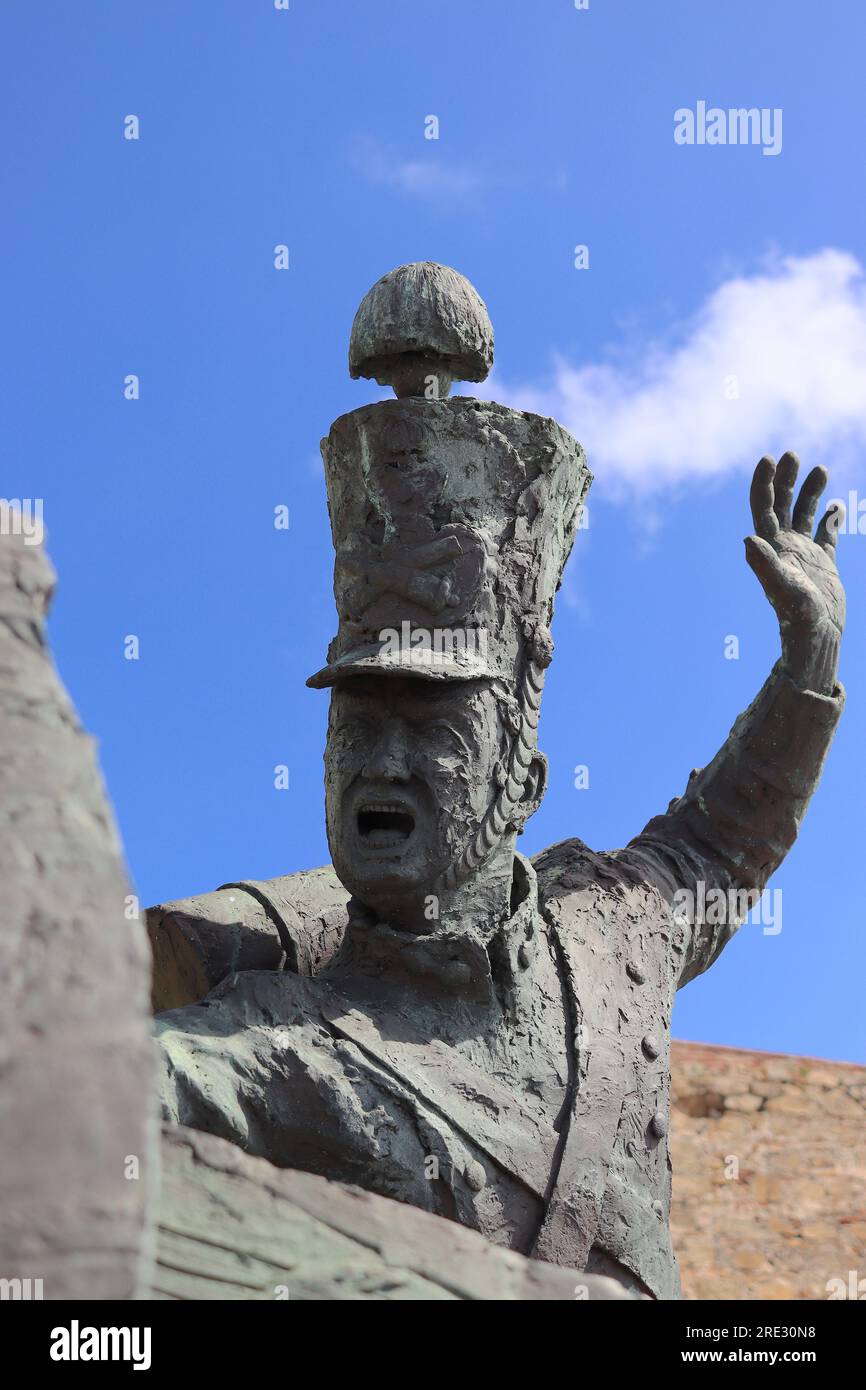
[325,675,508,912]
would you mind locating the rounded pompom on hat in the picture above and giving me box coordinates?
[349,262,494,399]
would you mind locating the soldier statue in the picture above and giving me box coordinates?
[152,262,845,1299]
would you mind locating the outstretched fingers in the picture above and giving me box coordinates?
[750,456,779,540]
[815,502,844,556]
[773,451,799,529]
[791,464,828,536]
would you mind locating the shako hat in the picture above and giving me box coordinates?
[307,263,591,692]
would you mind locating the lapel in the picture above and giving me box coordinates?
[319,991,558,1201]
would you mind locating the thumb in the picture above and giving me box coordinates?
[745,535,810,621]
[744,533,780,580]
[744,535,793,614]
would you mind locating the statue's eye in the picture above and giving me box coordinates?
[413,721,469,758]
[332,715,372,741]
[420,718,455,736]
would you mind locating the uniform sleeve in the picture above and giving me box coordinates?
[616,661,844,987]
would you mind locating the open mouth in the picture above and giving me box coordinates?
[357,801,416,850]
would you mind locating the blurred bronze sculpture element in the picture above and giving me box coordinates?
[152,262,846,1299]
[0,528,155,1300]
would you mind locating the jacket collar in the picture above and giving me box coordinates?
[333,852,540,1009]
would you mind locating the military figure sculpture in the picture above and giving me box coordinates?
[153,263,845,1298]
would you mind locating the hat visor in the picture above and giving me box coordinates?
[306,640,494,689]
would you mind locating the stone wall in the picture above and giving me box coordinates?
[670,1040,866,1300]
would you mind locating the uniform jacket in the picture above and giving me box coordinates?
[153,664,843,1298]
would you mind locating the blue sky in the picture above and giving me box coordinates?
[3,1,864,1061]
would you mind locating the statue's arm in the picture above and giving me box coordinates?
[154,994,267,1151]
[617,455,845,986]
[154,1011,229,1133]
[147,868,349,1010]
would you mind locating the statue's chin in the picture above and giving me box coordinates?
[330,837,458,931]
[328,804,456,900]
[328,798,499,925]
[334,857,437,910]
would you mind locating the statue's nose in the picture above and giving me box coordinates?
[362,721,412,783]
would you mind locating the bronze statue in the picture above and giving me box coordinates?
[152,262,845,1298]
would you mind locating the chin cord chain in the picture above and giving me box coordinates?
[440,650,546,892]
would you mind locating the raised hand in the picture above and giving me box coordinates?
[745,452,845,693]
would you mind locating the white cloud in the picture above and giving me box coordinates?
[494,250,866,496]
[352,135,482,203]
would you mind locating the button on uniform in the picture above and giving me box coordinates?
[464,1159,487,1192]
[649,1111,668,1139]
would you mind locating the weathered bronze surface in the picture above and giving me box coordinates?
[152,263,845,1298]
